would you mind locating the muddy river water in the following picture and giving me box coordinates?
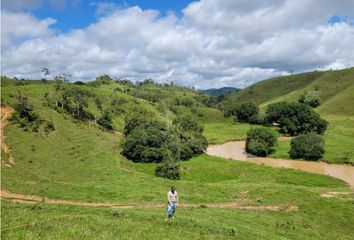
[206,141,354,188]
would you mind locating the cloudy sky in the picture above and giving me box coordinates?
[1,0,354,89]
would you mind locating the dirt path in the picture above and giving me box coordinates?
[0,189,298,212]
[1,106,15,166]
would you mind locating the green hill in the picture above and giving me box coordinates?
[220,68,354,116]
[1,76,354,239]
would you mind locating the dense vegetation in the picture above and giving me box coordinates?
[289,133,325,160]
[122,114,207,179]
[265,102,328,136]
[245,127,277,156]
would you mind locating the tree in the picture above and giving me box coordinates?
[173,117,203,133]
[222,102,239,118]
[235,102,259,122]
[13,91,38,122]
[289,133,325,160]
[11,91,42,132]
[155,159,180,180]
[173,117,208,160]
[265,102,327,136]
[123,113,149,136]
[122,121,171,163]
[97,110,113,130]
[41,68,50,81]
[245,127,277,156]
[298,91,320,108]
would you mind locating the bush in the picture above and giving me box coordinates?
[123,113,149,136]
[249,112,266,125]
[289,133,325,160]
[173,117,203,133]
[298,91,320,108]
[155,160,180,180]
[122,114,208,166]
[222,104,239,118]
[11,92,43,132]
[173,117,208,160]
[122,121,171,163]
[44,121,55,133]
[265,102,327,136]
[235,102,259,122]
[97,111,113,130]
[246,127,277,156]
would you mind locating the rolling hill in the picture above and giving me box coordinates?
[219,68,354,116]
[1,75,353,239]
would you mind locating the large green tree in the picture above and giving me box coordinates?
[265,102,327,136]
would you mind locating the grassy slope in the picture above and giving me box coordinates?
[2,197,354,240]
[220,71,323,106]
[1,78,354,239]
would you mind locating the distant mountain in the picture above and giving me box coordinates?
[201,87,240,97]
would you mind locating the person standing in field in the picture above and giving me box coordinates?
[165,186,178,222]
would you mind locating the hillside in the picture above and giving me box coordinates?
[219,68,354,116]
[201,87,240,97]
[1,76,354,239]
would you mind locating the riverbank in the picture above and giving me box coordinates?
[206,140,354,188]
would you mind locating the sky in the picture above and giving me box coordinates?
[1,0,354,89]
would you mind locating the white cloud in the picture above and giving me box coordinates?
[1,1,354,88]
[1,11,56,47]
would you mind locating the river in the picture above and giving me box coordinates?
[206,141,354,188]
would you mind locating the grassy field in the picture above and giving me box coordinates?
[1,76,354,239]
[2,153,354,239]
[2,195,354,240]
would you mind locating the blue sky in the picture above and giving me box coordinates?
[13,0,195,32]
[2,0,354,88]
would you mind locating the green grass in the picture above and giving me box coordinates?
[225,68,354,114]
[202,120,254,144]
[2,188,354,240]
[1,76,354,239]
[221,71,323,106]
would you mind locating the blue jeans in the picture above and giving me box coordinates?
[166,203,176,218]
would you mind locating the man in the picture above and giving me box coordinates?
[165,186,178,222]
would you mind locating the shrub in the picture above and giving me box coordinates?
[13,92,38,122]
[222,103,239,118]
[122,121,170,163]
[265,102,327,136]
[235,102,259,122]
[173,117,203,133]
[123,113,149,136]
[44,121,55,133]
[289,133,325,160]
[155,160,180,180]
[173,117,208,160]
[11,92,43,132]
[246,127,277,156]
[298,91,320,108]
[249,112,266,125]
[97,111,113,130]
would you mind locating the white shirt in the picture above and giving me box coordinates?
[167,190,178,204]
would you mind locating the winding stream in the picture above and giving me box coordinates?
[206,141,354,188]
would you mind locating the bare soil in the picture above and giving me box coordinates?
[1,189,297,212]
[1,106,15,166]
